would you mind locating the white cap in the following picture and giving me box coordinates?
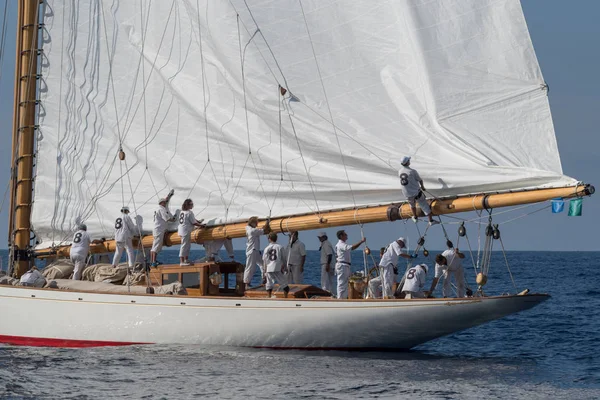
[419,264,428,274]
[158,198,167,204]
[317,231,327,238]
[400,156,411,166]
[397,237,406,246]
[121,206,130,213]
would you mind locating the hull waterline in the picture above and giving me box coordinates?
[0,286,549,350]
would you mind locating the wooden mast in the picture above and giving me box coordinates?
[33,184,594,258]
[11,0,40,276]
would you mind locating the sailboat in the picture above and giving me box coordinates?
[0,0,593,348]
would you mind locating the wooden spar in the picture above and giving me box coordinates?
[11,0,40,277]
[33,184,594,258]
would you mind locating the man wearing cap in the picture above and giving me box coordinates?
[286,231,306,284]
[244,216,271,290]
[335,230,366,299]
[398,156,438,226]
[150,194,176,267]
[429,249,467,298]
[400,263,429,298]
[379,237,414,299]
[70,224,102,280]
[112,206,137,268]
[317,232,335,294]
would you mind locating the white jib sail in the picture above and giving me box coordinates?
[33,0,576,247]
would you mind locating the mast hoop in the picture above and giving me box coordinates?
[21,23,44,30]
[19,74,41,81]
[20,48,42,56]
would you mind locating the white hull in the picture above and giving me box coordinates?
[0,286,548,349]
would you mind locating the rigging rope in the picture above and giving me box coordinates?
[195,0,212,161]
[298,0,357,209]
[0,0,9,86]
[498,235,518,292]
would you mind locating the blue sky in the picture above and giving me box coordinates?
[0,1,598,251]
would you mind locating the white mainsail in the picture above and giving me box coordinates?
[33,0,576,247]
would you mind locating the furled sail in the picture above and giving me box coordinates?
[33,0,576,247]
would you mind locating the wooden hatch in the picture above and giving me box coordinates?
[148,261,245,297]
[146,261,333,299]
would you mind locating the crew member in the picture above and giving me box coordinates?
[335,230,366,299]
[244,216,271,290]
[203,238,235,262]
[262,233,290,298]
[19,266,45,287]
[317,232,335,294]
[286,231,306,284]
[438,241,466,297]
[367,247,386,299]
[150,192,175,267]
[379,237,414,298]
[428,250,466,298]
[178,198,204,266]
[400,263,429,298]
[70,224,101,280]
[398,156,438,226]
[112,206,137,268]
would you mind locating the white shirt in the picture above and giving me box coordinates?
[114,213,136,242]
[20,269,44,286]
[319,239,334,265]
[398,165,422,198]
[71,230,91,256]
[442,248,463,271]
[379,241,406,268]
[245,225,263,255]
[286,239,306,266]
[204,239,234,259]
[402,265,427,292]
[153,205,173,234]
[335,240,352,264]
[263,243,287,273]
[178,210,198,236]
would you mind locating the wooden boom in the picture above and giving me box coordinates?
[33,184,594,259]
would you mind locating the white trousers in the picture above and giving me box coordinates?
[113,239,135,267]
[288,264,303,284]
[266,271,289,291]
[179,233,191,259]
[442,266,466,298]
[244,250,264,284]
[335,263,351,299]
[380,264,395,298]
[368,276,382,299]
[320,264,335,294]
[70,253,87,280]
[408,192,431,215]
[151,231,164,253]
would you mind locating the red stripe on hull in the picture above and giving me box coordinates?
[0,335,151,348]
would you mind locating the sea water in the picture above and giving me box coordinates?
[1,249,599,399]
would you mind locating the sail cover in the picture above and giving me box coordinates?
[33,0,576,246]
